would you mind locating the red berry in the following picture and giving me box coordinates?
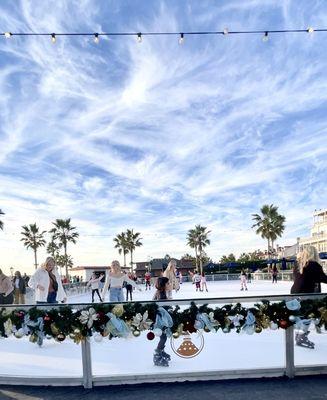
[147,332,155,340]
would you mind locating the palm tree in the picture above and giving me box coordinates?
[47,238,61,263]
[125,229,143,272]
[187,228,199,271]
[220,253,236,264]
[56,254,74,277]
[21,223,47,269]
[252,204,285,256]
[113,232,129,267]
[187,225,211,274]
[50,219,79,279]
[0,209,4,230]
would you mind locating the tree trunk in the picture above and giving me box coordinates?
[195,246,199,272]
[199,244,203,275]
[130,251,133,273]
[34,249,38,270]
[123,251,126,268]
[64,242,68,280]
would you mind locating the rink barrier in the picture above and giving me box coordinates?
[0,293,326,389]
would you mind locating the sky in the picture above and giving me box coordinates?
[0,0,327,274]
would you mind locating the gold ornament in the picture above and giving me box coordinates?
[14,329,25,339]
[29,333,38,343]
[319,307,327,323]
[112,304,124,317]
[172,331,180,339]
[56,333,66,342]
[204,326,211,333]
[255,326,262,333]
[69,333,76,340]
[50,323,60,336]
[133,329,140,337]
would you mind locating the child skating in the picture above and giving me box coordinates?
[152,276,171,367]
[240,268,248,291]
[192,272,201,291]
[200,272,208,292]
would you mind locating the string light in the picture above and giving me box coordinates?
[1,27,326,43]
[179,32,184,44]
[262,31,269,42]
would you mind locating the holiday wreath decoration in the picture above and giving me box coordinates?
[0,297,325,347]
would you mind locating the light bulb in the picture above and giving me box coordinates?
[223,28,229,35]
[94,33,99,43]
[307,27,314,34]
[51,33,56,43]
[4,32,12,39]
[179,33,184,44]
[137,33,142,43]
[262,31,269,42]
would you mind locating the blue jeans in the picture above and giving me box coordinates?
[109,287,124,302]
[47,292,58,303]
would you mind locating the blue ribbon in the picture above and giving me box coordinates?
[154,307,173,337]
[195,313,214,331]
[106,312,130,338]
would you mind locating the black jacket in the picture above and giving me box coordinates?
[13,277,26,295]
[290,261,327,294]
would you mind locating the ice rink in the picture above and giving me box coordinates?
[0,280,326,379]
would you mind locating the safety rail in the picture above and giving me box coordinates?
[0,293,326,389]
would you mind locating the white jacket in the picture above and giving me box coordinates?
[28,268,66,303]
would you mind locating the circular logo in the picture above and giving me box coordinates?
[170,331,204,358]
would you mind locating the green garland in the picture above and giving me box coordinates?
[0,297,326,345]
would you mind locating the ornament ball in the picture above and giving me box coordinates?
[147,332,155,341]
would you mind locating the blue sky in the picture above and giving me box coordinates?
[0,0,327,273]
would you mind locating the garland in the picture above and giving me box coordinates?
[0,297,326,346]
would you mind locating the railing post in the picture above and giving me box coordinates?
[285,325,295,378]
[81,338,93,388]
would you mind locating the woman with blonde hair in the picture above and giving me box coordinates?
[291,246,327,348]
[102,260,141,302]
[163,259,180,300]
[29,257,67,304]
[291,246,327,294]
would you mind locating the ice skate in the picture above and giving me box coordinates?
[161,349,171,361]
[153,349,169,367]
[295,331,315,349]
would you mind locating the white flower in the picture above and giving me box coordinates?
[79,308,98,329]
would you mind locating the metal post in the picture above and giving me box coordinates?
[285,325,295,378]
[81,338,93,388]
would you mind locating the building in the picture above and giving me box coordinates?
[135,257,195,278]
[299,209,327,270]
[69,266,109,282]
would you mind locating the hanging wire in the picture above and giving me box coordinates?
[1,27,324,41]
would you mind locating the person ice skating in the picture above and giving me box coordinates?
[144,271,151,290]
[28,257,67,304]
[102,260,141,302]
[87,272,104,302]
[240,268,248,291]
[271,263,278,283]
[12,271,26,304]
[0,269,14,304]
[247,269,252,283]
[192,272,201,291]
[152,275,171,367]
[125,272,134,301]
[291,246,327,348]
[200,272,208,292]
[163,260,180,299]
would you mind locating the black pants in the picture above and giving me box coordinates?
[0,292,14,304]
[272,275,277,283]
[156,333,167,351]
[92,289,102,302]
[126,285,133,301]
